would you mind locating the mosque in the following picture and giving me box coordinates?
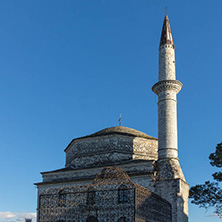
[35,15,189,222]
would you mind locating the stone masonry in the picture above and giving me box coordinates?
[38,167,172,222]
[152,15,188,222]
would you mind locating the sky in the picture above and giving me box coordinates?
[0,0,221,221]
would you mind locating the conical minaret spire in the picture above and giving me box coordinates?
[159,15,174,47]
[158,15,176,81]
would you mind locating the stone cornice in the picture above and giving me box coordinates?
[152,80,182,95]
[35,171,154,186]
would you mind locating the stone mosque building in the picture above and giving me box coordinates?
[35,15,189,222]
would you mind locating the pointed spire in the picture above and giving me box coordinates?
[159,15,174,47]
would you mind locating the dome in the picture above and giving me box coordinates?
[86,126,157,140]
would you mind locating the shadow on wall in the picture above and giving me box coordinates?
[154,159,188,222]
[39,188,177,222]
[135,190,172,222]
[177,195,188,222]
[136,194,188,222]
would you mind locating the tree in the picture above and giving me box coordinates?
[189,142,222,217]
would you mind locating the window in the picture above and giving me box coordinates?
[87,191,96,205]
[118,217,127,222]
[86,216,98,222]
[118,185,129,203]
[58,190,66,207]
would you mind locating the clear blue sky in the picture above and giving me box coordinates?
[0,1,221,221]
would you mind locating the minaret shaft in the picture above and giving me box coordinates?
[159,45,176,81]
[153,15,182,160]
[153,45,182,161]
[152,15,188,222]
[158,89,178,159]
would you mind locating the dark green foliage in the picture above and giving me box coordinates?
[189,181,222,216]
[209,143,222,170]
[212,172,222,182]
[189,143,222,217]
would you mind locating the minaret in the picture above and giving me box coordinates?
[152,15,189,222]
[153,15,182,161]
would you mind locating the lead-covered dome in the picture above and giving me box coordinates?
[65,126,158,169]
[88,126,157,140]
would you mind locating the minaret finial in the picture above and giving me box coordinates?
[118,114,122,126]
[165,7,167,15]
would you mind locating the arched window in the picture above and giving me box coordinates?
[86,216,98,222]
[58,190,66,207]
[118,185,128,203]
[87,190,96,205]
[118,217,127,222]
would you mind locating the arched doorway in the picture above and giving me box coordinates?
[86,216,98,222]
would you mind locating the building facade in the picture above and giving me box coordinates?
[35,15,189,222]
[38,167,172,222]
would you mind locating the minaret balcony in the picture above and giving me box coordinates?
[152,80,182,96]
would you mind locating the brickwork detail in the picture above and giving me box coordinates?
[38,167,171,222]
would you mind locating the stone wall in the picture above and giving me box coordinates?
[133,137,158,160]
[65,135,157,168]
[39,160,156,195]
[38,184,135,222]
[135,188,172,222]
[154,178,188,222]
[38,171,171,222]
